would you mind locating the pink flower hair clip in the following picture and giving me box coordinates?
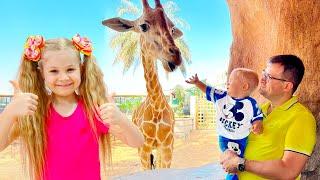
[24,35,45,62]
[72,34,93,56]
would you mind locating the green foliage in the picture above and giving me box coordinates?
[117,96,143,114]
[172,85,188,116]
[185,86,201,96]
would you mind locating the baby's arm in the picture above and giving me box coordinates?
[185,74,207,93]
[98,95,144,148]
[251,99,263,135]
[251,120,263,134]
[0,81,38,151]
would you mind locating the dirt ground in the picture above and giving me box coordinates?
[0,130,220,179]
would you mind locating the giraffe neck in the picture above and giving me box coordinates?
[141,51,167,108]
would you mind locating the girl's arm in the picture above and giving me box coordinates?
[99,95,144,148]
[0,109,18,151]
[108,113,144,147]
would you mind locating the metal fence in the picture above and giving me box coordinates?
[0,95,13,113]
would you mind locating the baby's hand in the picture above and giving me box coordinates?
[4,81,38,119]
[98,94,125,126]
[251,120,263,134]
[185,73,200,84]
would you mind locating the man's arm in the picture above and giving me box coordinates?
[245,151,308,179]
[221,150,309,179]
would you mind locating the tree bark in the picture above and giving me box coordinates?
[226,0,320,179]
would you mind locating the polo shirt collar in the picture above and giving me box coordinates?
[279,96,298,110]
[262,96,298,115]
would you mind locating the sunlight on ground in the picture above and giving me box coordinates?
[0,130,219,179]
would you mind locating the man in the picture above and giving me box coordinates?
[220,55,316,179]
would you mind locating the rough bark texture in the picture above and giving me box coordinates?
[226,0,320,179]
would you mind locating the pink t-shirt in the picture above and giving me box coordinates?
[44,100,109,180]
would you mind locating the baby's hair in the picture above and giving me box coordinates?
[233,68,259,94]
[12,37,111,179]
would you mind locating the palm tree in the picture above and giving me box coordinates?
[109,0,191,75]
[171,85,186,116]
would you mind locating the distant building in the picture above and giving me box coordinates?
[0,95,13,113]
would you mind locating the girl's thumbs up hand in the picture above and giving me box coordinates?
[98,92,125,126]
[5,80,39,119]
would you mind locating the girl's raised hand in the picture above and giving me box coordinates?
[98,93,125,126]
[5,80,39,119]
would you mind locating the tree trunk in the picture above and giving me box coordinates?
[226,0,320,179]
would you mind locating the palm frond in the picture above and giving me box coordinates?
[117,0,141,17]
[175,38,191,64]
[132,55,141,74]
[110,31,140,73]
[163,1,190,30]
[118,41,139,73]
[179,61,187,78]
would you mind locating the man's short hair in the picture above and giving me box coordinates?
[269,55,305,94]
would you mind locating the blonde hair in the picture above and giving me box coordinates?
[233,68,259,94]
[12,38,111,179]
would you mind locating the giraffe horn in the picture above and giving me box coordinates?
[155,0,162,8]
[142,0,150,10]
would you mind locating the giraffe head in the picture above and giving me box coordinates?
[102,0,183,72]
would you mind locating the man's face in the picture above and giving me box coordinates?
[259,63,289,100]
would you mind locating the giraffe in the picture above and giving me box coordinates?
[102,0,183,170]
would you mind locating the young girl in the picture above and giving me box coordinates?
[0,34,144,180]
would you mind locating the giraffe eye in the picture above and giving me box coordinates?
[171,27,175,34]
[140,23,150,32]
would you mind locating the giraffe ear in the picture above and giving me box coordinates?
[102,18,135,32]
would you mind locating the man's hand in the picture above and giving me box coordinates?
[252,120,263,134]
[220,150,240,173]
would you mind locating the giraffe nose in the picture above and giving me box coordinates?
[169,47,180,56]
[168,47,182,65]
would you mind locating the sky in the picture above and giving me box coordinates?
[0,0,232,95]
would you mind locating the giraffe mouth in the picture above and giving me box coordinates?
[168,62,177,71]
[161,59,178,72]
